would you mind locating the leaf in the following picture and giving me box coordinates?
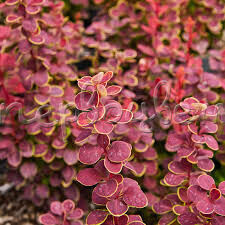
[145,161,158,176]
[197,158,214,172]
[219,181,225,195]
[124,49,137,59]
[6,15,22,23]
[200,121,218,134]
[29,34,45,45]
[177,187,188,203]
[75,129,92,143]
[123,187,148,208]
[203,134,219,150]
[168,161,187,175]
[5,0,19,5]
[164,173,186,186]
[19,140,34,158]
[187,185,207,203]
[34,144,48,157]
[86,210,108,225]
[39,213,59,225]
[104,157,123,174]
[117,109,133,124]
[94,179,118,197]
[94,120,114,134]
[22,18,38,33]
[128,222,145,225]
[26,5,41,14]
[75,91,98,111]
[152,199,172,214]
[124,161,146,177]
[35,184,49,199]
[97,134,110,149]
[196,198,214,214]
[107,85,122,95]
[205,105,218,116]
[116,215,129,224]
[61,166,76,186]
[62,199,75,214]
[197,174,215,190]
[128,215,142,223]
[172,205,187,215]
[87,104,105,122]
[107,141,131,163]
[50,201,63,216]
[77,76,92,90]
[101,71,113,83]
[50,86,64,97]
[78,144,103,165]
[214,197,225,216]
[33,70,49,86]
[158,213,176,225]
[97,84,107,97]
[18,39,31,54]
[63,149,78,166]
[92,189,108,205]
[106,199,129,216]
[177,212,200,225]
[76,168,102,186]
[104,100,123,122]
[68,208,83,220]
[20,162,37,179]
[210,188,221,201]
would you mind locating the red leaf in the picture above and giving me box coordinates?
[50,201,63,216]
[62,199,75,214]
[76,168,102,186]
[106,199,128,216]
[197,174,215,190]
[123,187,148,208]
[39,213,59,225]
[94,179,118,197]
[104,157,123,174]
[86,210,108,225]
[107,141,131,163]
[78,144,103,165]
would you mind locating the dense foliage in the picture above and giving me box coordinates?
[1,0,225,224]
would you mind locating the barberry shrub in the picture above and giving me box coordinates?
[0,0,225,224]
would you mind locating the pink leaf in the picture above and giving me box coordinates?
[94,120,114,135]
[123,188,148,208]
[106,199,129,216]
[39,213,59,225]
[177,212,200,225]
[86,210,108,225]
[107,85,122,95]
[20,162,37,179]
[187,185,207,203]
[78,144,103,165]
[62,199,75,214]
[152,199,172,214]
[107,141,131,163]
[196,198,214,214]
[198,175,215,191]
[50,201,63,216]
[95,179,118,197]
[76,168,102,186]
[203,134,219,150]
[104,157,123,174]
[219,181,225,195]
